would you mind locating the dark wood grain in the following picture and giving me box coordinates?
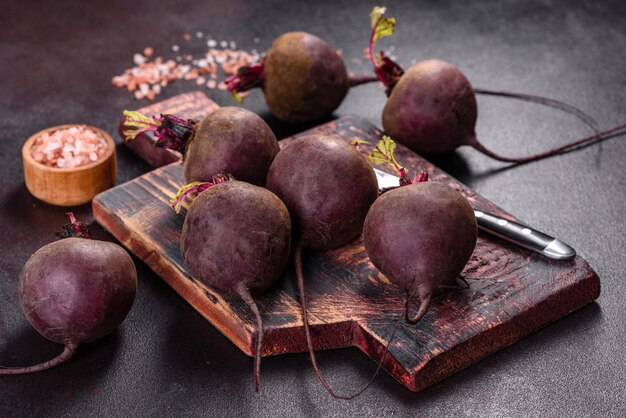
[94,92,600,392]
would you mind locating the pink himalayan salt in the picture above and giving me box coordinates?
[31,126,109,168]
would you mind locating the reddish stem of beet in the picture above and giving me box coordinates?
[121,111,196,156]
[57,212,91,239]
[0,344,77,375]
[467,122,626,164]
[294,243,401,400]
[236,283,263,393]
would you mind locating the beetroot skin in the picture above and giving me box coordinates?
[363,181,477,322]
[262,32,349,123]
[266,134,378,249]
[184,107,279,185]
[383,60,477,155]
[19,238,137,345]
[1,218,137,375]
[180,181,291,294]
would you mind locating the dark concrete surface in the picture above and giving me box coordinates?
[1,0,625,416]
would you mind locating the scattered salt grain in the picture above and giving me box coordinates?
[112,34,267,101]
[133,53,146,65]
[31,126,108,168]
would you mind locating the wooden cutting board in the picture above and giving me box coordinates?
[93,92,600,392]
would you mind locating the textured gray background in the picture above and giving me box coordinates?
[1,0,625,416]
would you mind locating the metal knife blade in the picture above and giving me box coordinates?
[373,168,576,261]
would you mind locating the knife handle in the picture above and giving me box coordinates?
[474,210,576,260]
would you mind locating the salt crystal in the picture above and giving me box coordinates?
[113,35,273,101]
[43,142,60,153]
[31,126,107,168]
[133,53,146,65]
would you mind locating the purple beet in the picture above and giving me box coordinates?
[266,134,383,398]
[121,106,279,185]
[1,213,137,375]
[368,7,626,163]
[225,32,376,123]
[364,178,477,322]
[178,180,291,392]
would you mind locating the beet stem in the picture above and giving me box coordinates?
[404,293,432,325]
[468,122,626,164]
[0,344,77,375]
[236,283,263,393]
[347,73,379,88]
[474,88,600,134]
[295,244,401,400]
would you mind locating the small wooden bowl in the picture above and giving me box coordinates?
[22,125,117,206]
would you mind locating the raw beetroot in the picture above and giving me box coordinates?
[1,213,137,375]
[121,106,279,185]
[364,178,477,322]
[363,136,477,322]
[178,180,291,392]
[368,7,626,163]
[266,135,378,250]
[226,32,375,123]
[266,134,382,398]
